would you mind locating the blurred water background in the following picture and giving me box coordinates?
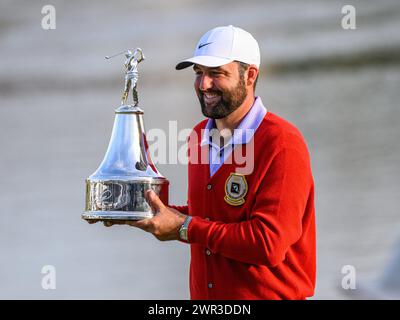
[0,0,399,299]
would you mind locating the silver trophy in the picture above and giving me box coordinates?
[82,48,169,221]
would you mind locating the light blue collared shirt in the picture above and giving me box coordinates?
[200,96,267,177]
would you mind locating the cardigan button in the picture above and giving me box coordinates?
[208,283,213,289]
[207,184,212,190]
[206,249,211,256]
[205,217,210,221]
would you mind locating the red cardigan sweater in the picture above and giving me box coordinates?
[174,111,316,300]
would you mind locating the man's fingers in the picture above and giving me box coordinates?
[86,219,99,224]
[86,218,153,231]
[126,218,153,232]
[102,220,127,227]
[145,189,165,213]
[126,219,148,228]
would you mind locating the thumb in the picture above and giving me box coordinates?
[146,189,165,213]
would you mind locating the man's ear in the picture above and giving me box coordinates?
[246,65,259,87]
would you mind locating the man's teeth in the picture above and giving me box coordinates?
[205,93,219,98]
[203,92,221,104]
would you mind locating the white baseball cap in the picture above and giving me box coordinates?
[176,25,260,70]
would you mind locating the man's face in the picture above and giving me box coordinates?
[193,62,247,119]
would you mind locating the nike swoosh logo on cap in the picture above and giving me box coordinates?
[198,42,213,49]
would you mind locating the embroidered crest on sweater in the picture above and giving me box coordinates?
[224,173,248,206]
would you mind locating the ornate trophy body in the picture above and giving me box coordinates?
[82,48,169,221]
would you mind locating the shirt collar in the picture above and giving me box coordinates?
[200,96,267,147]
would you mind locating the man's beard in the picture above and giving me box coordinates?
[198,76,247,119]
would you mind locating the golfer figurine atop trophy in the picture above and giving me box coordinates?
[82,48,169,221]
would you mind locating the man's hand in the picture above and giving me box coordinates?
[85,190,187,241]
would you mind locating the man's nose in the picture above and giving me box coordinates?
[199,74,213,91]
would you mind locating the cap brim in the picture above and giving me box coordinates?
[175,55,233,70]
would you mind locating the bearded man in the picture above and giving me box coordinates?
[102,25,316,300]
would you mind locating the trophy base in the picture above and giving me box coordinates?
[82,210,154,221]
[84,177,168,222]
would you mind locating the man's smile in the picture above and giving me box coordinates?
[202,91,222,106]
